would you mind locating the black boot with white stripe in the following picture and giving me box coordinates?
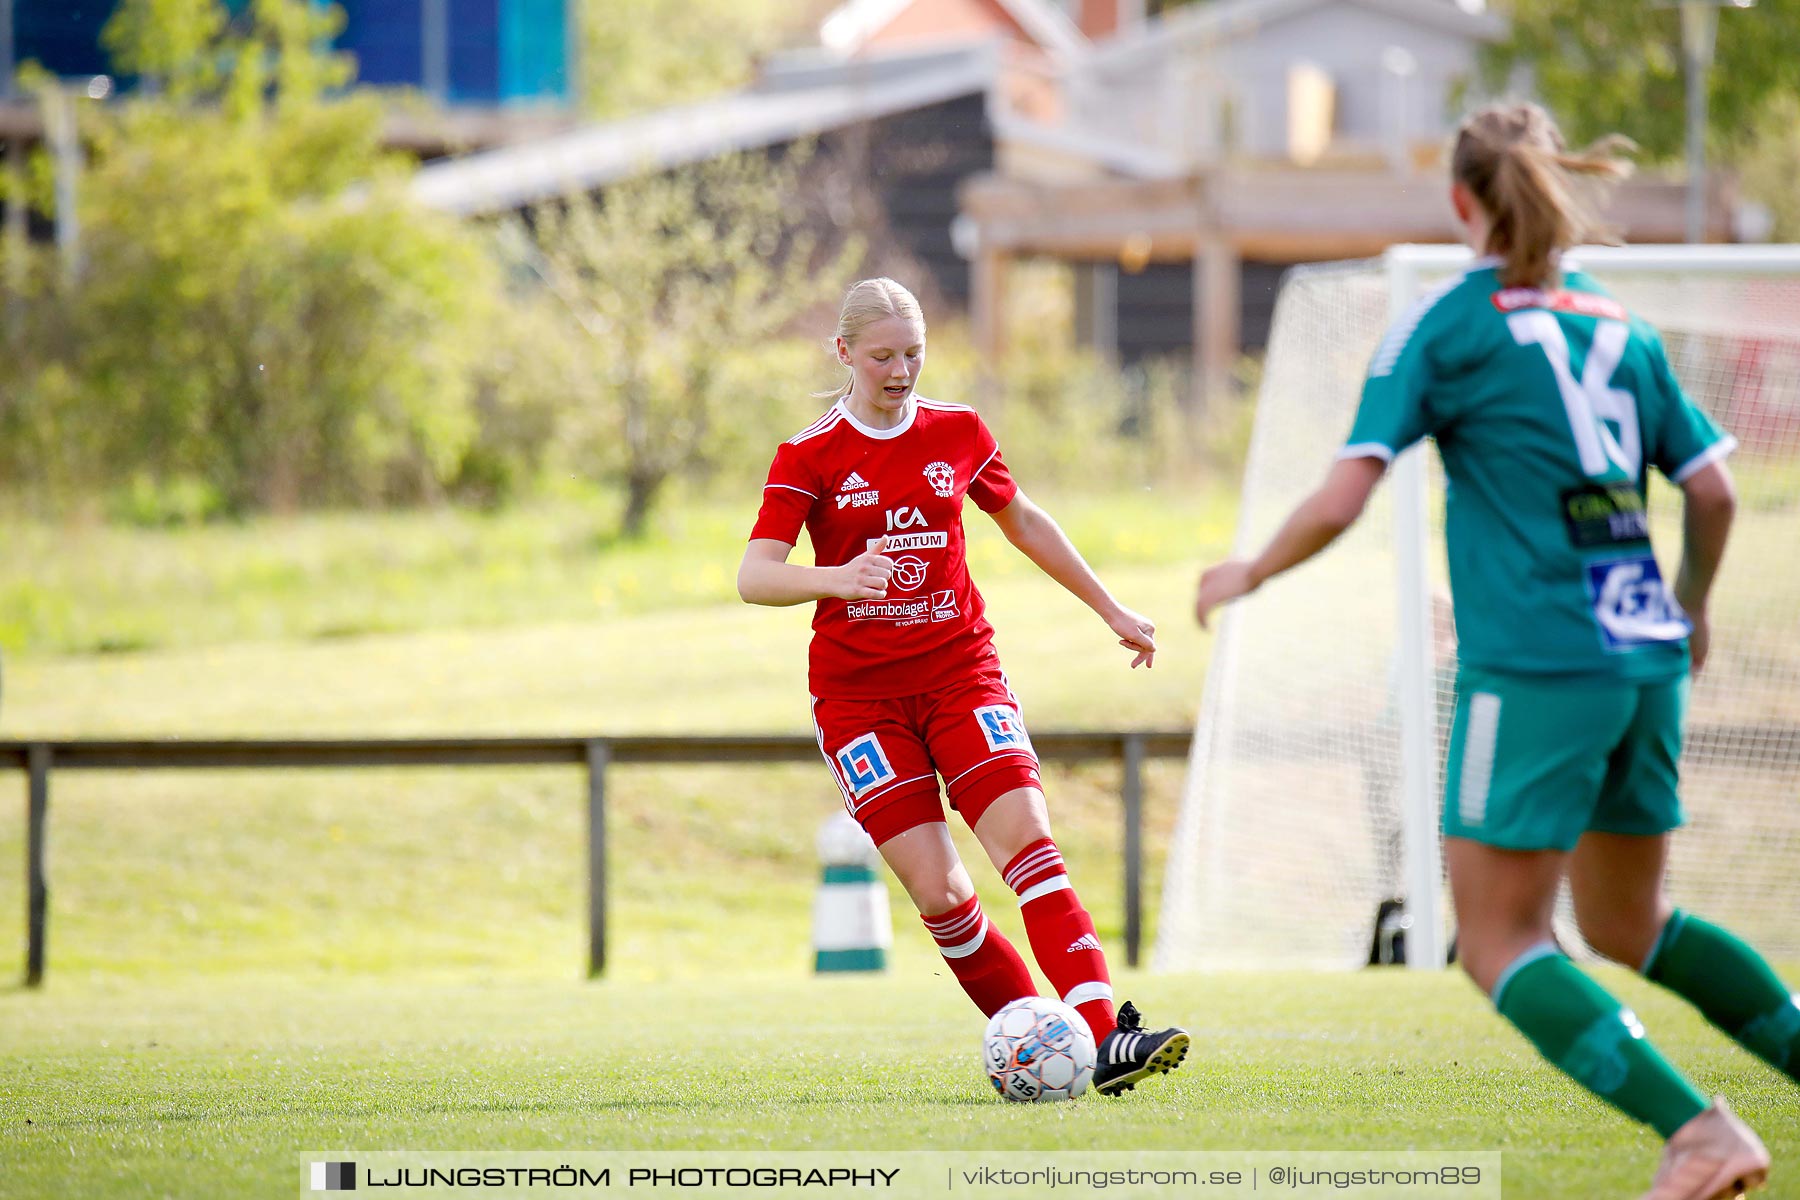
[1093,1001,1189,1096]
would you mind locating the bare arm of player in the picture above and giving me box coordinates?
[1195,455,1386,629]
[737,536,896,606]
[989,493,1157,669]
[1673,460,1736,674]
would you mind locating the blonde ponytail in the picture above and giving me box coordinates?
[1452,103,1635,289]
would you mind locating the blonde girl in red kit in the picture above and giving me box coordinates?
[738,278,1188,1095]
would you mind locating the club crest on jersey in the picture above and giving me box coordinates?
[974,704,1029,752]
[835,734,897,799]
[923,461,955,498]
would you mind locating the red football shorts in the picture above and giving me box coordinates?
[810,666,1043,846]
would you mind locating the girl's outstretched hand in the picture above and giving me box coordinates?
[1106,607,1157,669]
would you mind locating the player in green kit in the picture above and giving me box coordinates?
[1195,103,1795,1200]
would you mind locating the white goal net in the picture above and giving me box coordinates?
[1156,244,1800,971]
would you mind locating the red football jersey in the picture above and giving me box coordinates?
[750,396,1019,700]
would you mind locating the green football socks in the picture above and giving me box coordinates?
[1646,909,1800,1083]
[1493,944,1707,1138]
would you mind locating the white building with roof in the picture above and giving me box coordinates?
[410,0,1719,391]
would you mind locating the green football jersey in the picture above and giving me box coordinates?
[1344,256,1735,681]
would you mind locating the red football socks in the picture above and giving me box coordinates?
[920,895,1037,1017]
[1003,838,1116,1043]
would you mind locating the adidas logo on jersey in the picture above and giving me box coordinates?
[1066,933,1101,953]
[839,472,871,491]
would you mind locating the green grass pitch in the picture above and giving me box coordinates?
[1,488,1795,1197]
[4,969,1797,1198]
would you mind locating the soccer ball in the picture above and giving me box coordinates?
[981,996,1095,1102]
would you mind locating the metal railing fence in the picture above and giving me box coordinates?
[4,731,1190,987]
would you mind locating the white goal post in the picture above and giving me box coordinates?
[1156,243,1800,972]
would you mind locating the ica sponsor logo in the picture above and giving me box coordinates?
[883,507,946,552]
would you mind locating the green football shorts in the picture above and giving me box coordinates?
[1441,666,1688,852]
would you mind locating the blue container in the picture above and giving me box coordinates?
[498,0,565,104]
[13,2,115,79]
[338,0,427,90]
[7,0,570,107]
[336,0,570,106]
